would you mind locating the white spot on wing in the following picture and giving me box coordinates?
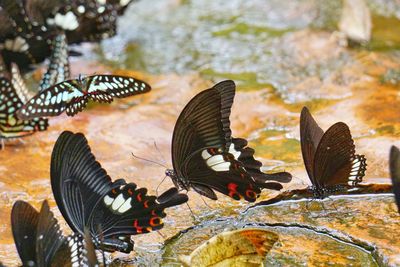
[104,195,114,206]
[201,150,211,160]
[118,199,132,213]
[228,144,241,159]
[111,194,125,210]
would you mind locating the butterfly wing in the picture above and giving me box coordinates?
[300,107,324,186]
[51,131,116,234]
[389,145,400,213]
[39,33,70,91]
[85,75,151,99]
[0,74,48,138]
[313,122,366,189]
[36,200,69,267]
[172,80,235,176]
[231,137,292,184]
[17,79,86,118]
[10,62,34,103]
[11,200,39,265]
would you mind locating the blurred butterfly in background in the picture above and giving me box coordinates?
[51,131,188,253]
[0,0,56,69]
[165,80,292,202]
[17,74,151,118]
[39,33,71,91]
[0,56,48,145]
[11,200,100,267]
[389,145,400,213]
[300,106,367,198]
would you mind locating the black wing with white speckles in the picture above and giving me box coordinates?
[17,74,151,118]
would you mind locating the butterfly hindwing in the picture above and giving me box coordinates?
[11,201,39,265]
[390,145,400,213]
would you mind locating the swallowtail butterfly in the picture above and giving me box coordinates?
[51,131,188,253]
[11,200,100,267]
[165,80,292,202]
[389,145,400,213]
[0,58,48,141]
[17,74,151,118]
[300,107,367,198]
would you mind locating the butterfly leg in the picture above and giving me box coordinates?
[200,195,212,209]
[17,138,26,145]
[156,175,168,197]
[326,196,339,211]
[0,139,4,150]
[156,230,166,239]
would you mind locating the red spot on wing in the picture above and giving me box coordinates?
[137,193,142,202]
[227,182,242,200]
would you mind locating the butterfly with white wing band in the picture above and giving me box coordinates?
[51,131,188,253]
[17,74,151,118]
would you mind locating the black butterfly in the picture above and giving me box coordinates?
[17,74,151,118]
[164,80,292,202]
[11,200,99,267]
[300,106,367,198]
[51,131,188,253]
[0,0,55,69]
[0,58,48,142]
[389,145,400,213]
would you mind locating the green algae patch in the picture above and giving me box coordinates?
[200,69,275,92]
[212,22,293,38]
[370,15,400,51]
[250,130,301,164]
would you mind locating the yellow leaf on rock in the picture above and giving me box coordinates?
[179,228,278,267]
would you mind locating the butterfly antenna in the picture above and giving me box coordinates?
[153,141,167,165]
[131,153,168,169]
[156,230,165,239]
[156,175,167,197]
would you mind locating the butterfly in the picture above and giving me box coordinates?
[389,145,400,213]
[11,200,100,267]
[300,106,367,198]
[16,74,151,119]
[165,80,292,202]
[0,57,48,142]
[0,0,55,69]
[51,131,188,253]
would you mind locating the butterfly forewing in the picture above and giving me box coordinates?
[172,80,235,175]
[313,122,362,189]
[300,107,324,186]
[390,145,400,213]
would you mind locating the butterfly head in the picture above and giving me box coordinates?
[165,169,189,191]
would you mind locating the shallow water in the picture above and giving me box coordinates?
[1,0,400,266]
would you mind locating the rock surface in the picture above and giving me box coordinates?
[0,0,400,266]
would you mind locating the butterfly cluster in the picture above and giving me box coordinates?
[6,78,400,266]
[0,0,134,70]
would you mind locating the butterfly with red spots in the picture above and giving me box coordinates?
[51,131,188,253]
[165,80,292,202]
